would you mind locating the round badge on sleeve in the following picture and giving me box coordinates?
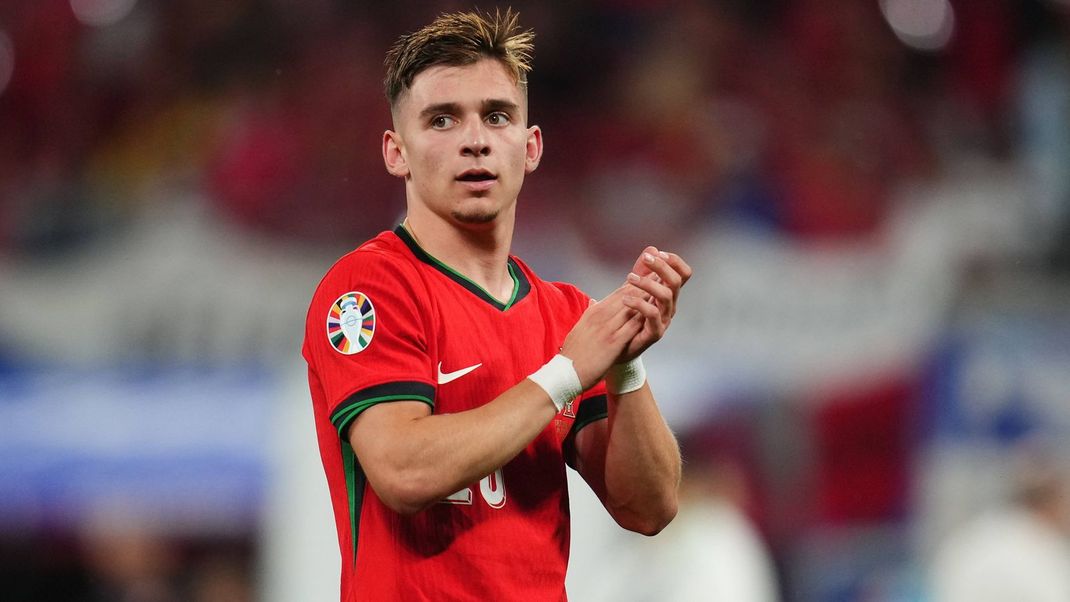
[327,292,376,355]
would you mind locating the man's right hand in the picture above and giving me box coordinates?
[559,286,643,390]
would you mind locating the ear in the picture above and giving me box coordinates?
[383,130,409,178]
[524,125,543,174]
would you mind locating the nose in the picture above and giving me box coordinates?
[461,138,490,157]
[460,122,490,157]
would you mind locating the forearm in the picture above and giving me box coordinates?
[602,382,681,534]
[351,379,558,514]
[352,287,643,515]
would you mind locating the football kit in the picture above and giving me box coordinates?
[303,226,608,602]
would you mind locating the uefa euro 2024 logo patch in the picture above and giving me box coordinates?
[327,292,376,355]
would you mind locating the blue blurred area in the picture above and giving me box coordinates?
[0,365,271,532]
[927,315,1070,444]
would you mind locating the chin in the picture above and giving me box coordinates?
[450,195,504,225]
[451,209,499,225]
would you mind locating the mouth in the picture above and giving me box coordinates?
[456,169,497,182]
[455,168,498,192]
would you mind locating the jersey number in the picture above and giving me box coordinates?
[441,467,506,508]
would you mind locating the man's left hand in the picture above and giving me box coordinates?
[618,246,692,362]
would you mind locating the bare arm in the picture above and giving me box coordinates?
[348,285,642,515]
[573,385,680,535]
[573,248,692,535]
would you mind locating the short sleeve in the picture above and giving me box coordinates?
[546,281,610,439]
[571,383,609,435]
[303,250,436,439]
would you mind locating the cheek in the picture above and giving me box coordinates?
[408,142,447,179]
[505,133,533,167]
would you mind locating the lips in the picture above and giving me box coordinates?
[455,168,498,192]
[456,168,497,182]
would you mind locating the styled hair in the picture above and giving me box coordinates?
[383,8,534,108]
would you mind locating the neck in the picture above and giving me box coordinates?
[402,208,516,302]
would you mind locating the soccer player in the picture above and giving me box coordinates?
[302,9,691,601]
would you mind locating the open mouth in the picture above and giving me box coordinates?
[456,170,497,182]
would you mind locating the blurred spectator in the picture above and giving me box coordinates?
[769,0,933,241]
[652,421,781,602]
[187,552,253,602]
[567,415,780,602]
[79,521,182,602]
[929,444,1070,602]
[811,375,920,524]
[1016,1,1070,270]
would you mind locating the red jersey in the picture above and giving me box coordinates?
[302,226,608,602]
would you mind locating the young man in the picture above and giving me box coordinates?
[302,9,691,601]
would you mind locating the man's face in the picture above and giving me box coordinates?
[383,58,542,227]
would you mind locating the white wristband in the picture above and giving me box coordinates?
[527,354,583,412]
[606,357,647,395]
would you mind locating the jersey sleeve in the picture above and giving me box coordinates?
[303,249,435,439]
[572,384,609,435]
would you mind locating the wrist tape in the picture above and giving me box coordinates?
[606,357,647,395]
[528,354,582,412]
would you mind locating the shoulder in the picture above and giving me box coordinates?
[511,255,592,312]
[318,231,422,288]
[325,231,413,278]
[307,231,426,322]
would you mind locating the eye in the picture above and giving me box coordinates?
[431,115,456,129]
[486,112,510,126]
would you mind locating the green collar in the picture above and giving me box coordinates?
[394,225,531,311]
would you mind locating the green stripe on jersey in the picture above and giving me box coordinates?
[341,440,364,565]
[330,381,436,437]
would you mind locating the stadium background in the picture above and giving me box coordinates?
[1,0,1069,600]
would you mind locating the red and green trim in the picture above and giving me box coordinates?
[331,381,435,438]
[394,225,531,311]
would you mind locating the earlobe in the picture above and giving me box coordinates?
[383,130,409,178]
[524,125,543,174]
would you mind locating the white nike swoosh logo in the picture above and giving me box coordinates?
[437,362,482,385]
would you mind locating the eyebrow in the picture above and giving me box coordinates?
[482,99,520,115]
[418,99,521,120]
[419,102,461,120]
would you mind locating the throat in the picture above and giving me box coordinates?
[399,218,517,305]
[464,259,517,305]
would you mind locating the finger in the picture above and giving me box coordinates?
[622,294,660,323]
[596,289,631,318]
[608,306,643,347]
[590,286,633,319]
[629,246,660,279]
[611,300,639,328]
[622,278,654,303]
[627,272,674,308]
[621,297,662,346]
[622,312,645,340]
[594,288,633,322]
[602,283,637,300]
[659,251,693,287]
[642,251,683,291]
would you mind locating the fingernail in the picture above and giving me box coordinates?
[643,253,655,264]
[658,251,669,259]
[627,272,640,282]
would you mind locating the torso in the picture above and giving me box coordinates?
[303,227,606,601]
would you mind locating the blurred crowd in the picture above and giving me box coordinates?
[2,1,1070,601]
[1,0,1067,263]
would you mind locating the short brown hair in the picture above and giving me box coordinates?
[383,8,535,108]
